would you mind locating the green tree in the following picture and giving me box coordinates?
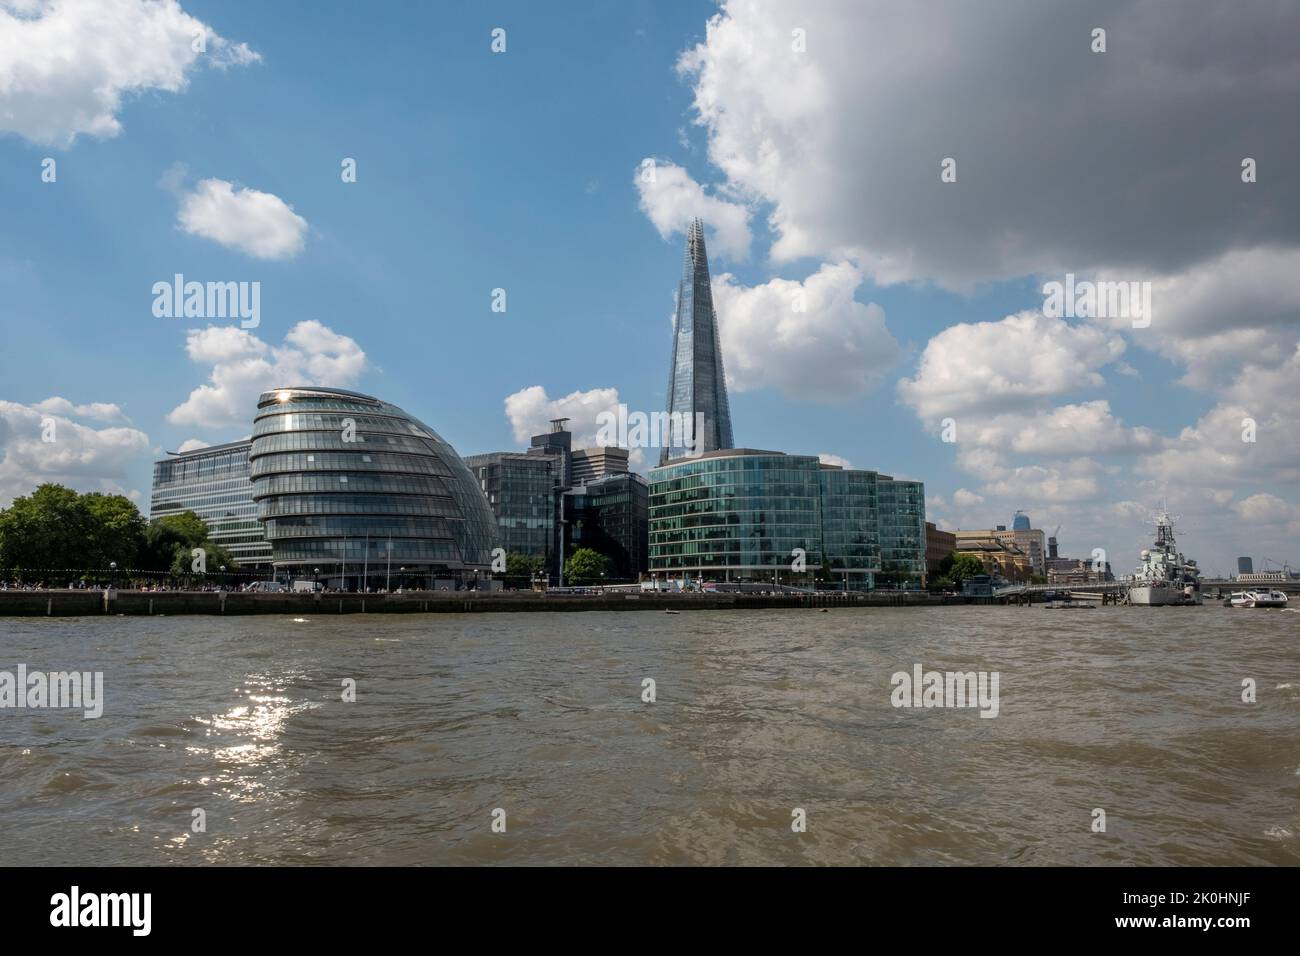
[142,511,239,575]
[564,547,613,586]
[0,483,93,572]
[83,493,146,568]
[948,553,985,585]
[504,551,546,585]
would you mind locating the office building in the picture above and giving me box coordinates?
[563,472,648,579]
[150,438,271,570]
[248,386,497,588]
[463,452,559,559]
[878,477,928,588]
[660,218,734,464]
[925,521,956,581]
[647,450,925,590]
[1237,556,1253,575]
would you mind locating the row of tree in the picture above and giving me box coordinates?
[0,483,236,576]
[499,548,617,588]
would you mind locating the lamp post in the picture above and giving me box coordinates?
[109,561,117,591]
[220,565,226,592]
[313,567,320,592]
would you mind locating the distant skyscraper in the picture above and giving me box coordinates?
[660,218,734,464]
[1012,510,1031,531]
[1237,556,1253,575]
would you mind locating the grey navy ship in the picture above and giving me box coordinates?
[1127,511,1202,606]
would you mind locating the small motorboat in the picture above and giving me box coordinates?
[1227,589,1289,609]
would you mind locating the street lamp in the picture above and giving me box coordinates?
[314,567,320,591]
[109,561,117,591]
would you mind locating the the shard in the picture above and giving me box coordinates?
[659,218,735,464]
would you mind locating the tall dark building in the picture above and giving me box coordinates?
[660,218,734,464]
[564,472,648,579]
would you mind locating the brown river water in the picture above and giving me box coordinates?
[1,606,1297,865]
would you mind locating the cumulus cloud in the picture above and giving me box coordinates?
[678,0,1300,288]
[712,261,902,402]
[502,385,622,449]
[0,398,150,506]
[957,401,1163,458]
[0,0,259,148]
[897,312,1125,421]
[167,320,367,428]
[176,438,209,453]
[31,397,127,423]
[634,159,751,261]
[175,178,308,260]
[952,488,984,508]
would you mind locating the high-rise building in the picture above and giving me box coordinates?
[1237,556,1253,575]
[660,218,734,464]
[248,386,497,589]
[150,438,271,570]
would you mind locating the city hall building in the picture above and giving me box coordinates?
[248,386,498,588]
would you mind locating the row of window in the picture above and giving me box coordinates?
[252,412,427,438]
[249,452,454,480]
[250,432,436,456]
[257,494,463,519]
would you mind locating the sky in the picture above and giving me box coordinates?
[2,0,1299,577]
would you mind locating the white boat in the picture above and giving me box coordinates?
[1126,511,1202,606]
[1227,589,1289,609]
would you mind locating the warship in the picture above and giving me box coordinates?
[1127,511,1202,606]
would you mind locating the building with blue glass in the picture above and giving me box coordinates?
[150,438,271,570]
[648,450,925,590]
[248,386,497,589]
[660,218,734,464]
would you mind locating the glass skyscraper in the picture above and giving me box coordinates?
[248,386,497,588]
[877,477,927,589]
[660,218,734,464]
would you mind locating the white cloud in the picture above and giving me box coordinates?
[177,178,308,260]
[177,438,209,453]
[952,488,983,508]
[31,397,127,423]
[956,401,1163,458]
[167,320,367,428]
[677,0,1300,288]
[1232,493,1300,525]
[897,311,1125,420]
[503,385,622,449]
[0,398,150,506]
[634,159,751,261]
[0,0,259,148]
[712,261,902,402]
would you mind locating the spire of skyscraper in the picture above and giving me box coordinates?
[660,218,734,464]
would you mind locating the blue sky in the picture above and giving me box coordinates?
[2,0,1299,574]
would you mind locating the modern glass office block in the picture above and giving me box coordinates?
[660,218,735,464]
[464,452,558,559]
[818,467,881,591]
[564,472,649,579]
[648,450,823,583]
[248,387,497,588]
[150,439,271,569]
[877,477,927,589]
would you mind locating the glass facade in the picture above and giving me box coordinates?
[249,387,497,587]
[564,472,648,579]
[818,467,880,591]
[660,218,735,464]
[649,452,925,590]
[877,477,927,589]
[648,451,823,583]
[150,439,271,569]
[463,452,558,559]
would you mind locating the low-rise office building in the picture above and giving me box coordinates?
[150,438,271,570]
[647,449,926,590]
[563,472,648,579]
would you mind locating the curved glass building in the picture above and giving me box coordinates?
[249,387,497,588]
